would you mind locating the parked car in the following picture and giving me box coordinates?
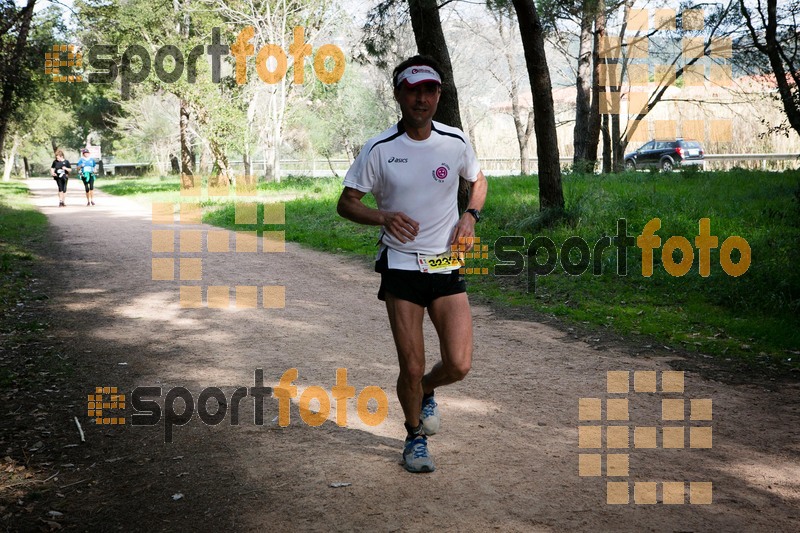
[624,139,705,172]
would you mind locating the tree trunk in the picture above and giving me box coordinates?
[511,109,534,176]
[464,107,477,155]
[741,0,800,138]
[2,134,19,181]
[602,114,611,173]
[511,0,564,211]
[510,83,532,176]
[23,156,29,178]
[175,0,194,188]
[573,1,594,171]
[609,1,630,173]
[199,142,209,175]
[180,100,194,187]
[612,112,623,172]
[209,138,230,187]
[407,0,462,129]
[325,155,340,179]
[0,1,34,38]
[260,85,284,183]
[501,19,534,176]
[407,0,469,211]
[586,0,605,165]
[0,0,35,157]
[272,112,281,182]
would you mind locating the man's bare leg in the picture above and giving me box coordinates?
[422,292,473,394]
[385,293,438,472]
[384,293,426,427]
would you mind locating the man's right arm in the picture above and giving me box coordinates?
[336,187,419,244]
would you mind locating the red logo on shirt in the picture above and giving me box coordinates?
[433,164,449,182]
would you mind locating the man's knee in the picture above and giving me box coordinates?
[399,362,426,384]
[445,358,471,381]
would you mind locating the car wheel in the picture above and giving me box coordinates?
[625,160,636,171]
[661,159,674,172]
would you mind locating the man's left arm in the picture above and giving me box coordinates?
[451,171,487,250]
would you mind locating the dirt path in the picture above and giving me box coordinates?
[4,178,799,532]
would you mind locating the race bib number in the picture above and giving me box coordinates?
[417,252,463,274]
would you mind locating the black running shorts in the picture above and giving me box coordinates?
[375,249,466,307]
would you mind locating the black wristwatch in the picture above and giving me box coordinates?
[465,208,481,223]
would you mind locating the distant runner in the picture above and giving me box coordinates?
[50,149,71,207]
[76,148,97,206]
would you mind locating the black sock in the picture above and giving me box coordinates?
[404,422,423,439]
[422,390,434,401]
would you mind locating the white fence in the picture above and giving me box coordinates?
[106,154,800,178]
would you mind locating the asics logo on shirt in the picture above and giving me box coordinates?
[388,157,408,163]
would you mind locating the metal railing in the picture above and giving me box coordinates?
[702,153,800,170]
[104,153,800,177]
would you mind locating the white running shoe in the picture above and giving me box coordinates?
[403,435,435,473]
[420,395,440,435]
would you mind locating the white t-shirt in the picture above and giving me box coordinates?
[343,121,481,270]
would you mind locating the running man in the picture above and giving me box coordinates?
[76,148,97,206]
[337,55,488,473]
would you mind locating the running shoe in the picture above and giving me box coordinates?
[402,435,435,473]
[420,395,440,435]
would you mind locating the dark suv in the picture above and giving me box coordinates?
[624,139,705,172]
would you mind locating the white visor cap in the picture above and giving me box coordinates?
[396,65,442,88]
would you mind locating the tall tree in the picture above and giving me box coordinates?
[0,0,36,158]
[360,0,471,206]
[0,0,33,38]
[538,0,616,172]
[175,0,194,187]
[586,0,606,165]
[407,0,470,210]
[407,0,461,130]
[203,0,338,183]
[456,3,533,175]
[3,5,73,180]
[489,3,534,175]
[740,0,800,139]
[603,0,737,171]
[573,0,597,171]
[80,0,240,184]
[511,0,564,210]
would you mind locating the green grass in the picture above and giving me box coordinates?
[0,180,50,390]
[96,175,342,200]
[101,171,800,372]
[474,169,800,369]
[96,176,182,203]
[0,181,48,314]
